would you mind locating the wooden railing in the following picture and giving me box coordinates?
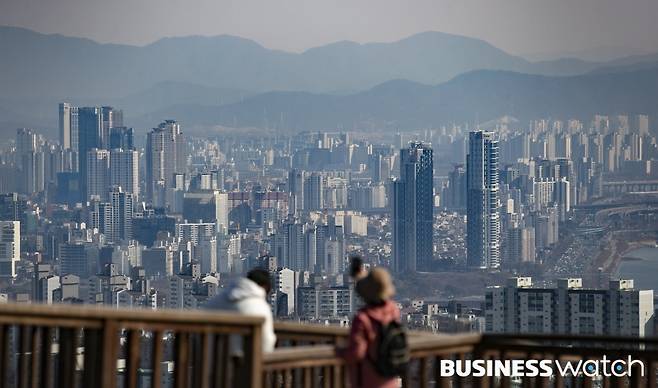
[264,329,658,388]
[273,321,348,346]
[0,303,264,388]
[263,332,482,388]
[2,303,658,388]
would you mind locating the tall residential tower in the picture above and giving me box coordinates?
[393,142,434,273]
[467,131,501,269]
[145,120,187,208]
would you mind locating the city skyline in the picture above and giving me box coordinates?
[2,1,658,385]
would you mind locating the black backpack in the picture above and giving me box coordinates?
[369,320,409,378]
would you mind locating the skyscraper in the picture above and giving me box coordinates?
[86,148,110,201]
[78,107,103,199]
[467,131,501,269]
[303,173,324,211]
[0,221,20,278]
[288,169,305,213]
[59,103,74,150]
[16,128,37,158]
[393,142,434,273]
[108,187,134,243]
[101,106,123,146]
[146,120,186,206]
[110,149,139,198]
[272,220,307,271]
[109,127,134,150]
[16,128,46,195]
[446,164,467,212]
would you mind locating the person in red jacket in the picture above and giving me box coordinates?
[337,267,401,388]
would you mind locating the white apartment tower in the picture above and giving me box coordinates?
[0,221,20,278]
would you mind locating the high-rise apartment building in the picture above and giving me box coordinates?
[0,221,20,278]
[110,149,139,198]
[0,193,26,223]
[145,120,186,206]
[393,142,434,272]
[446,164,467,211]
[58,103,79,150]
[101,106,123,150]
[485,277,654,337]
[288,169,305,213]
[78,107,103,199]
[86,148,110,201]
[108,187,134,243]
[109,127,134,150]
[467,131,501,269]
[272,220,307,271]
[297,285,353,320]
[304,173,324,211]
[15,128,45,194]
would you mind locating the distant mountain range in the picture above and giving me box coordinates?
[0,26,657,137]
[145,66,658,132]
[522,45,652,63]
[0,26,600,98]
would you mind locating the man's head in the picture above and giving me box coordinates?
[247,268,272,295]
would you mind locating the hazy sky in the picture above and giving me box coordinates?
[1,0,657,56]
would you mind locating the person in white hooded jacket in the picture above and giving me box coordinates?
[205,269,277,354]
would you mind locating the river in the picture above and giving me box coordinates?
[615,247,658,291]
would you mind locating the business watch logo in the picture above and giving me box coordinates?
[439,356,644,377]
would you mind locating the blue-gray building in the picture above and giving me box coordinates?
[393,142,434,273]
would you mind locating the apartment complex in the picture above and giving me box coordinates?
[485,277,654,336]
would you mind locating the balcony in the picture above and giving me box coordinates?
[0,303,655,388]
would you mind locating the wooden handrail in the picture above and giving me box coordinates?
[274,321,349,345]
[0,303,264,326]
[263,345,342,370]
[273,321,440,346]
[0,303,266,388]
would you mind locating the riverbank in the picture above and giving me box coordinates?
[594,232,657,273]
[614,246,658,290]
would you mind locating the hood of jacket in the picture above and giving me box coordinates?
[224,277,266,303]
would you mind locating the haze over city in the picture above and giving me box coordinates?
[2,0,658,57]
[1,1,658,387]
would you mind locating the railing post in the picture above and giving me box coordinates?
[0,325,10,388]
[82,328,103,388]
[17,325,31,388]
[244,323,263,388]
[126,330,141,388]
[151,330,164,388]
[174,332,190,388]
[58,327,76,388]
[100,320,119,388]
[39,327,53,388]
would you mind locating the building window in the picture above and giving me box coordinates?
[579,294,595,313]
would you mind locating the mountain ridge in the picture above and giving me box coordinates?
[137,66,658,133]
[2,26,658,138]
